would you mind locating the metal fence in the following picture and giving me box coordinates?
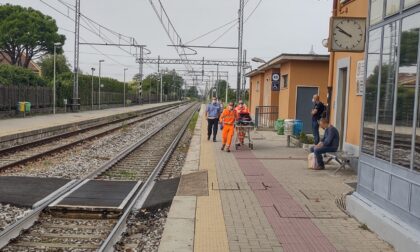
[0,85,175,117]
[255,106,279,129]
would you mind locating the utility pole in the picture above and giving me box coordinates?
[90,67,95,110]
[71,0,81,112]
[216,64,220,99]
[242,49,247,100]
[138,46,144,104]
[236,0,244,102]
[123,68,128,107]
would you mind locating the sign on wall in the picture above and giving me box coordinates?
[356,60,365,96]
[272,72,280,91]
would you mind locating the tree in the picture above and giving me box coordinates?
[0,4,65,68]
[39,54,71,80]
[186,86,199,98]
[0,64,46,86]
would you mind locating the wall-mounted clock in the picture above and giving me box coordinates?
[329,17,367,52]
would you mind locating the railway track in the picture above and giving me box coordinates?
[0,103,183,172]
[0,103,199,251]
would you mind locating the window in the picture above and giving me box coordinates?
[386,0,401,16]
[281,75,288,89]
[394,13,419,169]
[256,81,260,92]
[404,0,420,9]
[370,0,384,25]
[376,21,399,161]
[362,28,382,155]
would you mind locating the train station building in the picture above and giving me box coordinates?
[247,54,329,132]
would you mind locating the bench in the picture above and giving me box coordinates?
[324,151,354,174]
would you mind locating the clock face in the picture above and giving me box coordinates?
[330,18,366,52]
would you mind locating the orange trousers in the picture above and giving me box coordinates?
[222,125,234,147]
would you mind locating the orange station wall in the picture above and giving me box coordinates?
[249,73,264,115]
[287,60,329,119]
[329,0,368,147]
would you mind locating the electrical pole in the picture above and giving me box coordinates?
[71,0,81,112]
[138,46,144,104]
[216,64,219,99]
[242,49,247,100]
[236,0,244,102]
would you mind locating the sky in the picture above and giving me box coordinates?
[0,0,333,92]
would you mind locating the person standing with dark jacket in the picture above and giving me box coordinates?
[206,97,221,142]
[311,94,325,145]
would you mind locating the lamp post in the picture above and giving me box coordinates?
[90,67,95,110]
[53,42,61,114]
[251,57,266,64]
[98,60,104,109]
[123,68,128,107]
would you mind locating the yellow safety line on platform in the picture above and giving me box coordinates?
[194,111,229,252]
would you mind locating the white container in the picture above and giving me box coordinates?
[284,119,295,136]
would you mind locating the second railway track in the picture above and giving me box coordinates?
[0,102,199,251]
[0,103,183,172]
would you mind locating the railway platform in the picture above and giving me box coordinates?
[0,101,181,150]
[159,105,394,252]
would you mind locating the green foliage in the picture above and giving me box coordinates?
[186,86,199,98]
[400,29,419,67]
[0,64,46,86]
[0,4,65,67]
[39,54,71,80]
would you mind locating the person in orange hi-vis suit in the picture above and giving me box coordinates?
[219,102,237,152]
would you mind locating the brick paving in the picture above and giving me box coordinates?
[215,145,283,252]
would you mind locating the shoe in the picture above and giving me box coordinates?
[213,139,216,142]
[226,148,231,153]
[314,166,325,170]
[207,136,210,141]
[221,145,225,151]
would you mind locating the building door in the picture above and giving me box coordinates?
[336,68,348,150]
[296,86,319,133]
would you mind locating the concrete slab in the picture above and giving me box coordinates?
[143,177,180,209]
[52,180,140,211]
[177,171,208,196]
[167,196,196,220]
[0,176,71,208]
[159,218,195,252]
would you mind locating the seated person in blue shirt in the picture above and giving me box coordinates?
[310,118,339,170]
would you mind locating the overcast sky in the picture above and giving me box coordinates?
[0,0,332,91]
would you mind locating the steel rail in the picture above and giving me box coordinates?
[98,104,199,251]
[0,102,195,249]
[0,103,184,171]
[0,103,181,155]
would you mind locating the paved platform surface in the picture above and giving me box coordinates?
[0,102,178,138]
[0,176,71,207]
[52,180,140,211]
[166,106,394,252]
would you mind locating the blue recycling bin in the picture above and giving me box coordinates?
[293,119,303,136]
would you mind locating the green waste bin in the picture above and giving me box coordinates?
[25,102,31,112]
[275,119,285,135]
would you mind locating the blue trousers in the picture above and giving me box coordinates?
[312,120,320,145]
[310,146,337,167]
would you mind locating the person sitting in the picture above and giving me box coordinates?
[310,118,339,170]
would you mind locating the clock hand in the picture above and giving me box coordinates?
[336,26,352,38]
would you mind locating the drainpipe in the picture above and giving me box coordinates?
[327,0,339,120]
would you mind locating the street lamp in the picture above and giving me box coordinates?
[53,42,61,114]
[98,60,105,109]
[123,68,128,107]
[251,57,266,64]
[91,67,95,110]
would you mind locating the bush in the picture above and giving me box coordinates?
[0,64,46,86]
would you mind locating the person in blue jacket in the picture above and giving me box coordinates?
[310,117,339,170]
[206,97,221,142]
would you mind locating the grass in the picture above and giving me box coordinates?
[188,112,199,132]
[359,223,371,232]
